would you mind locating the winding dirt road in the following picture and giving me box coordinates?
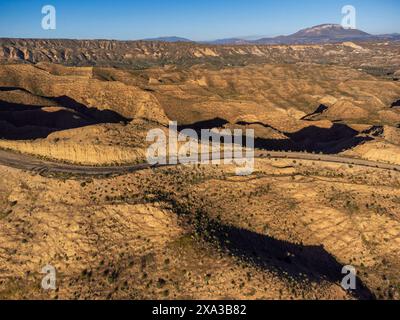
[0,148,399,176]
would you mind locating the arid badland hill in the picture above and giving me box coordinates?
[0,38,399,300]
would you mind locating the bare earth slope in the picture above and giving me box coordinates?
[1,158,399,299]
[1,38,400,71]
[1,60,400,165]
[0,39,399,300]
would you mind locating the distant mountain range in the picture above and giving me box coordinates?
[252,24,372,45]
[145,24,400,45]
[143,36,192,43]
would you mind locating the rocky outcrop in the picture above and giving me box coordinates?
[1,38,400,71]
[0,139,145,165]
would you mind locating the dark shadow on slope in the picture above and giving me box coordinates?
[202,220,375,300]
[0,86,26,92]
[177,117,229,132]
[48,96,130,124]
[255,123,373,153]
[361,125,384,137]
[236,120,282,133]
[0,90,132,140]
[0,121,56,140]
[234,120,369,153]
[391,99,400,108]
[301,104,329,120]
[0,86,131,123]
[177,117,372,154]
[0,100,43,112]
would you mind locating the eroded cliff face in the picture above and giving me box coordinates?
[0,139,144,165]
[0,64,169,124]
[1,59,400,165]
[1,38,400,70]
[0,38,400,300]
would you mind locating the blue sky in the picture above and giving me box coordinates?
[0,0,399,40]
